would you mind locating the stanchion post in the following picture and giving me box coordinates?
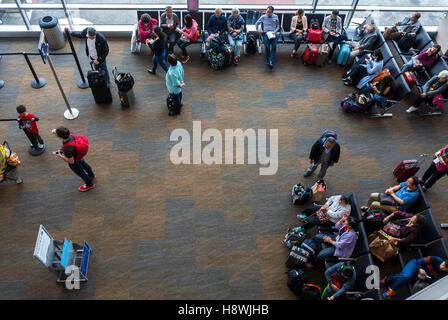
[65,28,89,89]
[46,55,79,120]
[23,52,46,89]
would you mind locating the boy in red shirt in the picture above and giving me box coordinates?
[16,105,45,150]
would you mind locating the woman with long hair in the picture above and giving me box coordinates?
[176,14,198,63]
[289,9,307,57]
[147,27,168,75]
[358,74,396,113]
[400,44,441,74]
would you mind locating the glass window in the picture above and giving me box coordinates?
[351,10,445,27]
[0,9,25,26]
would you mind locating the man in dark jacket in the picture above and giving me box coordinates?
[350,24,378,60]
[160,6,180,54]
[304,136,340,180]
[206,8,227,36]
[66,27,110,84]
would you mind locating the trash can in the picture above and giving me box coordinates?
[39,16,65,50]
[112,67,135,108]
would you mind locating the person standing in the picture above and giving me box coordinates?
[303,136,340,180]
[52,126,95,192]
[16,105,45,150]
[160,6,180,54]
[255,6,280,68]
[66,27,110,84]
[147,27,168,75]
[420,144,448,191]
[166,54,185,116]
[227,8,245,65]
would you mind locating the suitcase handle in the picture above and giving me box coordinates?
[112,66,119,80]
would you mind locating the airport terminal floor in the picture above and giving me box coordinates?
[0,36,448,300]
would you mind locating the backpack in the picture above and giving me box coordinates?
[285,238,318,269]
[299,284,322,300]
[208,51,225,70]
[287,269,308,296]
[246,33,257,54]
[373,68,391,83]
[210,35,225,53]
[363,209,387,235]
[319,130,338,144]
[309,18,320,30]
[403,71,417,88]
[291,183,311,205]
[341,93,365,113]
[63,134,89,161]
[306,29,323,43]
[398,33,417,52]
[283,228,306,249]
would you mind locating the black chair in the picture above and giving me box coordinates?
[349,193,363,222]
[345,13,375,42]
[280,12,295,44]
[380,42,394,65]
[406,185,430,214]
[400,41,434,64]
[428,56,448,78]
[392,27,433,58]
[370,74,411,118]
[204,11,215,33]
[421,239,448,260]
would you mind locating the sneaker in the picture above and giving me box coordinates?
[421,185,428,192]
[267,62,274,69]
[292,226,304,232]
[383,287,395,299]
[78,184,95,192]
[303,164,317,177]
[37,143,45,149]
[168,111,176,116]
[406,106,418,113]
[182,56,190,63]
[296,214,307,220]
[147,68,156,75]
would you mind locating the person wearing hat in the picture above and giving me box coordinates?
[322,10,347,64]
[322,262,357,300]
[66,27,110,84]
[406,70,448,113]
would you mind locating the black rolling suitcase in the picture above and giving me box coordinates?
[87,64,112,104]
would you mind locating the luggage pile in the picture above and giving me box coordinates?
[207,36,233,70]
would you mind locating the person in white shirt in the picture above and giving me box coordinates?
[296,195,351,231]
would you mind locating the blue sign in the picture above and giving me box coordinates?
[38,31,49,64]
[60,239,70,268]
[80,241,91,278]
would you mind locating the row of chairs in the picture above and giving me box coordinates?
[313,186,446,300]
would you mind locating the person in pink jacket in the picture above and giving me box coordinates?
[421,145,448,191]
[176,14,198,63]
[138,13,158,44]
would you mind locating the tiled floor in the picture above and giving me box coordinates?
[0,37,447,299]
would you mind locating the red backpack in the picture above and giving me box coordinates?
[306,29,323,43]
[63,133,89,161]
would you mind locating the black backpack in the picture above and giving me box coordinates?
[287,269,308,296]
[363,209,387,235]
[208,51,225,70]
[285,238,318,269]
[246,33,257,54]
[283,228,306,249]
[310,18,320,30]
[398,33,417,52]
[299,284,322,300]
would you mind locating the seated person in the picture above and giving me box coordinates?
[160,6,180,54]
[255,6,280,68]
[289,9,307,57]
[296,195,351,231]
[306,215,358,267]
[400,44,441,74]
[357,74,396,113]
[343,48,384,89]
[421,144,448,191]
[206,7,227,45]
[362,176,420,213]
[176,15,198,64]
[406,70,448,113]
[373,211,426,248]
[322,10,347,64]
[227,7,245,65]
[350,24,378,59]
[138,13,158,45]
[381,256,448,299]
[383,12,421,41]
[322,262,357,300]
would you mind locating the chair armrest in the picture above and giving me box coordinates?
[334,257,357,262]
[409,243,427,248]
[438,97,448,102]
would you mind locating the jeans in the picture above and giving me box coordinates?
[384,259,419,292]
[262,33,278,65]
[400,59,414,74]
[177,39,193,57]
[311,233,337,266]
[326,33,347,60]
[69,159,95,187]
[152,50,168,73]
[365,193,398,213]
[24,130,44,148]
[422,161,447,189]
[94,59,110,84]
[289,32,305,51]
[307,161,330,180]
[358,86,387,111]
[228,35,243,58]
[164,30,178,53]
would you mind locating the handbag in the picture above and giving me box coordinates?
[379,193,395,206]
[368,232,398,262]
[311,180,326,203]
[411,280,430,293]
[382,221,402,237]
[316,209,331,223]
[232,32,244,41]
[180,34,190,43]
[432,94,444,109]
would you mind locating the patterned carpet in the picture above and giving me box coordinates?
[0,37,447,299]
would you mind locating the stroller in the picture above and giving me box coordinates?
[0,141,22,184]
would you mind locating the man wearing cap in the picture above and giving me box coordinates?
[66,27,110,84]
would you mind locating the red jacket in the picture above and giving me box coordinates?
[138,18,158,43]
